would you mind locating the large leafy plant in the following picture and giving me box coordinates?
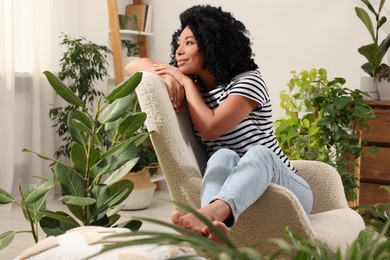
[0,72,146,250]
[274,68,375,202]
[49,34,111,159]
[355,0,390,77]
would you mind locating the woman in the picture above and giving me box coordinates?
[126,5,313,242]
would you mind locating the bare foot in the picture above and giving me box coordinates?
[170,199,232,241]
[202,221,231,243]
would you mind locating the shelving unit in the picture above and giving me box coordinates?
[107,0,150,85]
[359,100,390,205]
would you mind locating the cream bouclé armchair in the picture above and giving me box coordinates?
[135,72,365,254]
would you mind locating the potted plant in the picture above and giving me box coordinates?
[49,34,111,160]
[121,39,140,69]
[274,68,375,203]
[120,94,160,210]
[375,64,390,100]
[0,72,148,249]
[355,0,390,99]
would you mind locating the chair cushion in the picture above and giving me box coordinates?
[309,208,365,252]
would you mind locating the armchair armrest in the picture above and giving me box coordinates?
[292,160,349,214]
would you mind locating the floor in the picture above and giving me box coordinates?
[0,189,175,259]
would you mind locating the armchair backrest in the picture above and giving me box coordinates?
[135,72,207,212]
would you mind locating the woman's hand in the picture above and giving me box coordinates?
[154,63,190,112]
[153,63,189,86]
[163,74,185,112]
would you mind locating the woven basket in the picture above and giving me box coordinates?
[122,167,156,190]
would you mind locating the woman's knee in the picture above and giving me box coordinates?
[245,145,274,161]
[205,149,239,173]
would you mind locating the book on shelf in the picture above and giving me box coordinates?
[125,4,152,33]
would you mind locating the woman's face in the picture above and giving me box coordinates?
[175,27,204,75]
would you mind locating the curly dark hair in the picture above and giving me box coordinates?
[169,5,259,86]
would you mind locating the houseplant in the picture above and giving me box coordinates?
[375,64,390,100]
[0,72,147,249]
[121,39,140,70]
[49,34,111,160]
[355,0,390,77]
[94,201,390,259]
[355,0,390,99]
[274,68,375,202]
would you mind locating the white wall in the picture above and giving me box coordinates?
[79,0,390,120]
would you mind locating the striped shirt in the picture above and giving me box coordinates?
[193,70,295,172]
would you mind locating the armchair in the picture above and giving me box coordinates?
[135,72,365,254]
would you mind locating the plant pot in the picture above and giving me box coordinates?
[121,167,156,210]
[360,76,379,100]
[378,79,390,100]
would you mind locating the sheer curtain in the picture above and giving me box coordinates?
[0,0,60,209]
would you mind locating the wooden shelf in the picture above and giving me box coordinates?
[107,0,150,85]
[120,29,153,36]
[359,100,390,206]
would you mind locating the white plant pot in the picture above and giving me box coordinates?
[122,185,156,210]
[378,79,390,101]
[121,168,157,210]
[360,76,379,100]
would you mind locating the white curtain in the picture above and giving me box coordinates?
[0,0,61,208]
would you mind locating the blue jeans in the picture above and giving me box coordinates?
[201,145,313,227]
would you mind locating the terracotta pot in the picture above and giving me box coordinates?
[121,167,156,210]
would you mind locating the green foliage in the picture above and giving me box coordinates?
[0,177,54,247]
[0,72,146,251]
[355,0,390,77]
[121,39,139,57]
[274,68,375,202]
[49,34,111,159]
[93,202,390,260]
[354,186,390,238]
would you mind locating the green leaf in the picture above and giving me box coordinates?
[118,112,147,137]
[40,210,80,226]
[104,158,139,185]
[90,184,110,214]
[107,72,142,102]
[94,142,137,177]
[105,119,122,141]
[21,177,55,223]
[22,148,62,165]
[358,43,383,73]
[71,119,93,135]
[355,7,376,43]
[0,231,15,251]
[43,71,85,107]
[106,179,134,207]
[70,143,101,175]
[60,195,96,206]
[54,163,84,197]
[114,219,142,232]
[67,111,88,145]
[40,212,80,236]
[24,180,54,204]
[98,95,132,124]
[0,188,15,204]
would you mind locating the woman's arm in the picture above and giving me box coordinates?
[154,64,257,140]
[125,58,185,112]
[125,57,158,75]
